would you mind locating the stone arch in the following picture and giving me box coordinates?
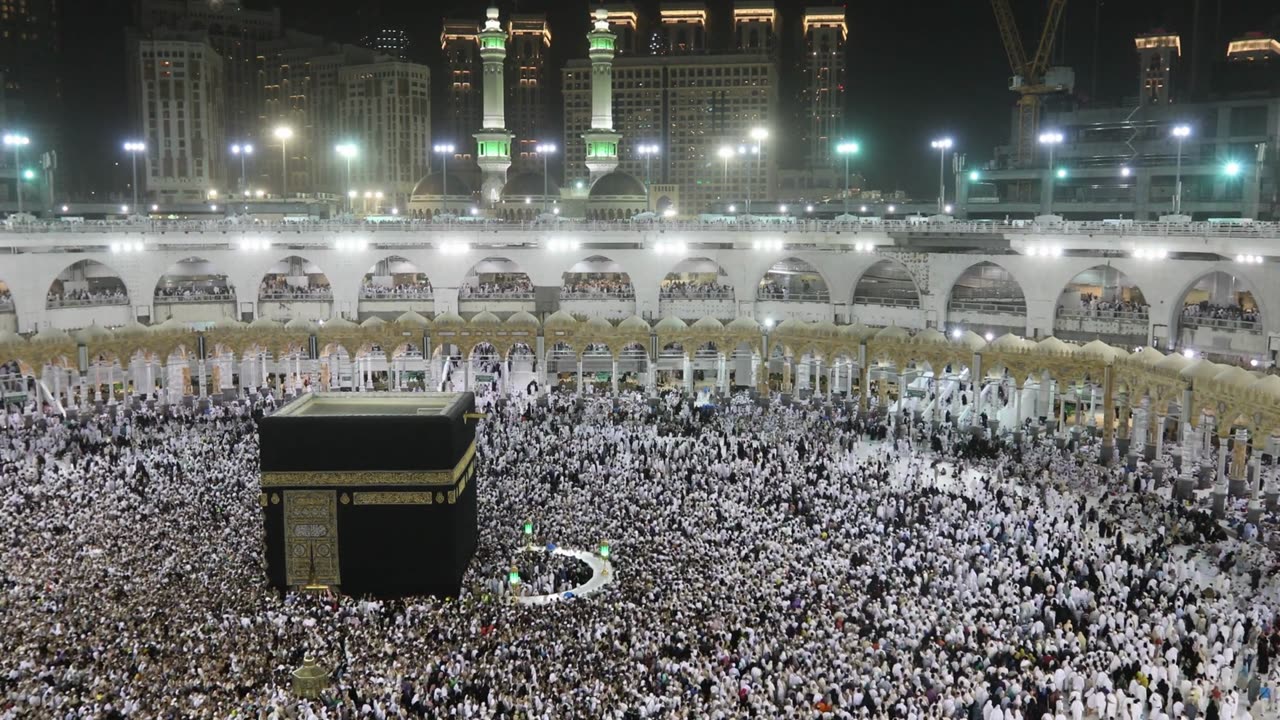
[561,255,634,298]
[1057,264,1149,312]
[258,255,332,300]
[1170,268,1264,336]
[851,258,922,306]
[361,255,431,300]
[462,257,533,297]
[46,259,131,309]
[945,260,1027,318]
[153,256,236,304]
[756,256,830,302]
[660,257,736,303]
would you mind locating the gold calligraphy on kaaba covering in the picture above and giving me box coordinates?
[283,490,341,587]
[260,442,476,488]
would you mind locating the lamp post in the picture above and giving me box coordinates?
[636,143,659,211]
[748,127,768,216]
[930,137,953,214]
[335,143,357,214]
[5,133,30,214]
[431,143,455,217]
[274,126,293,198]
[230,143,253,195]
[1037,131,1063,216]
[122,140,146,216]
[717,146,733,205]
[535,142,556,213]
[836,141,860,215]
[1171,124,1191,215]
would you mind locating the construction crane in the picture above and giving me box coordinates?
[989,0,1070,169]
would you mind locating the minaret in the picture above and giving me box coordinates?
[474,6,513,206]
[583,8,621,184]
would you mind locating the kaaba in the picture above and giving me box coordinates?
[258,392,478,597]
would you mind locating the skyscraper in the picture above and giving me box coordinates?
[1135,32,1180,104]
[506,14,550,174]
[338,61,431,209]
[800,8,847,169]
[441,21,481,177]
[360,28,411,61]
[659,2,707,55]
[136,33,226,202]
[0,0,60,146]
[733,1,776,55]
[595,4,640,56]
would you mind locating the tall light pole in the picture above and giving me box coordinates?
[930,137,953,214]
[432,142,455,216]
[5,134,30,214]
[335,143,357,214]
[274,126,293,198]
[749,127,768,216]
[636,143,659,211]
[717,146,734,206]
[1037,131,1063,216]
[122,140,145,215]
[230,143,253,195]
[1171,124,1191,215]
[535,142,556,213]
[836,141,860,215]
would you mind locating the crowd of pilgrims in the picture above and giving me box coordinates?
[154,285,233,301]
[4,389,1280,718]
[360,282,434,300]
[560,276,635,298]
[1181,303,1260,325]
[1062,294,1150,318]
[45,288,129,306]
[659,281,734,300]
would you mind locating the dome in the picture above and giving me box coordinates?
[692,316,724,331]
[151,317,187,333]
[776,318,807,334]
[394,310,432,327]
[248,316,279,330]
[469,311,501,327]
[322,316,357,329]
[1213,365,1254,389]
[874,325,910,341]
[1132,348,1165,366]
[1251,375,1280,402]
[115,319,149,336]
[544,310,578,331]
[588,171,646,198]
[284,316,315,331]
[502,172,560,199]
[75,322,113,342]
[359,316,386,329]
[655,316,687,332]
[956,330,987,351]
[1079,339,1121,362]
[411,172,474,198]
[987,333,1027,352]
[1154,353,1190,373]
[619,315,651,332]
[1179,359,1220,381]
[506,311,541,330]
[841,322,875,341]
[32,326,70,343]
[211,316,244,330]
[585,316,614,332]
[1035,336,1076,355]
[809,320,838,337]
[913,328,948,344]
[728,316,760,333]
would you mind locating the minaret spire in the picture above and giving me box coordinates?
[583,8,621,184]
[474,6,513,206]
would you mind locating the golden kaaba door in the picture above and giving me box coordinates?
[283,490,341,586]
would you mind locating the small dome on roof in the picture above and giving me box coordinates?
[914,328,948,344]
[33,326,70,343]
[1179,359,1220,381]
[589,171,646,198]
[956,330,987,351]
[502,172,560,199]
[655,316,687,332]
[1214,365,1254,389]
[875,325,910,341]
[728,316,759,333]
[75,323,113,342]
[776,318,807,334]
[1079,339,1120,362]
[1154,353,1190,373]
[151,317,187,333]
[211,316,244,330]
[1131,348,1165,366]
[506,311,540,330]
[1035,336,1076,355]
[692,316,724,331]
[411,172,474,198]
[322,316,357,329]
[544,310,578,331]
[0,329,23,345]
[249,316,280,330]
[397,310,433,327]
[285,316,315,331]
[359,316,387,328]
[1251,375,1280,402]
[470,310,502,327]
[987,333,1027,352]
[619,315,651,332]
[585,316,614,332]
[115,319,149,335]
[809,320,838,337]
[842,322,874,341]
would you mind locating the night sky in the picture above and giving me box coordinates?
[58,0,1279,200]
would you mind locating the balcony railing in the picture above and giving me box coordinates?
[47,296,130,308]
[259,290,333,301]
[560,290,636,300]
[659,288,735,301]
[361,288,435,300]
[853,295,921,308]
[756,292,831,303]
[1181,315,1262,333]
[459,291,534,300]
[948,300,1027,315]
[154,292,235,304]
[1056,308,1149,322]
[0,299,13,312]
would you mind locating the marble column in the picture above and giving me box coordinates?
[1248,455,1264,523]
[611,358,619,394]
[1212,439,1230,518]
[1229,427,1249,497]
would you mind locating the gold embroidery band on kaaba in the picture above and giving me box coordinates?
[260,441,476,489]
